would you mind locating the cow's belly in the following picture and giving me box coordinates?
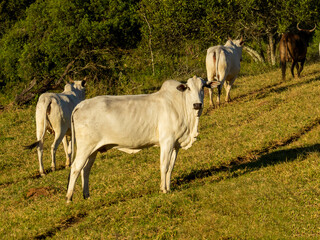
[77,117,160,152]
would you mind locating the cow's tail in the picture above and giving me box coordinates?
[70,107,77,164]
[24,98,51,150]
[214,48,221,81]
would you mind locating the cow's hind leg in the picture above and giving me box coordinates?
[217,73,226,105]
[51,131,65,171]
[291,61,297,78]
[216,84,222,106]
[62,136,71,168]
[66,149,92,203]
[297,59,305,78]
[224,77,236,103]
[281,61,286,80]
[81,151,98,199]
[37,140,45,176]
[208,88,214,107]
[36,120,45,176]
[207,69,215,106]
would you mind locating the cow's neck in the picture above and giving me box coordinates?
[179,103,200,150]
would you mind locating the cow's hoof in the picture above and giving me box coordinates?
[66,197,73,203]
[40,173,46,177]
[83,194,90,199]
[51,167,56,172]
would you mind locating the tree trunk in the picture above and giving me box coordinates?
[142,14,155,76]
[243,46,265,63]
[268,32,276,65]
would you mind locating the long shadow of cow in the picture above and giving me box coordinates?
[173,144,320,189]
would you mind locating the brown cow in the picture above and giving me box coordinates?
[279,23,316,80]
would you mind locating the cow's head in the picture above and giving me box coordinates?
[176,76,220,116]
[297,23,316,45]
[226,36,244,61]
[297,23,316,33]
[68,80,86,100]
[227,36,245,48]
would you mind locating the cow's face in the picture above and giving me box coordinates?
[177,76,220,116]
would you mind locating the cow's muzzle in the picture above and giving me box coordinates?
[193,103,202,110]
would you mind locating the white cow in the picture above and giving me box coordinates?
[66,76,220,202]
[26,80,86,176]
[206,37,244,106]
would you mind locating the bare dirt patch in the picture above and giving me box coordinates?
[26,187,55,199]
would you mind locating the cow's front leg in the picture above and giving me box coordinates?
[165,147,178,192]
[159,140,175,193]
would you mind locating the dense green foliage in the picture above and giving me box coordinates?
[0,0,320,98]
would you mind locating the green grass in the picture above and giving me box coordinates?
[1,63,320,239]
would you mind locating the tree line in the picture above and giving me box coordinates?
[0,0,319,104]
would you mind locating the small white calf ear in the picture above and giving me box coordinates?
[176,84,189,92]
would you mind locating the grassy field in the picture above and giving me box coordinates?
[1,62,320,239]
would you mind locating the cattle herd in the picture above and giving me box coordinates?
[26,24,316,202]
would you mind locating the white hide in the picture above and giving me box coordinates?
[29,81,86,176]
[66,76,220,202]
[206,38,244,105]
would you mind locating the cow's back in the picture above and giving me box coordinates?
[281,33,308,62]
[38,92,81,132]
[206,46,223,81]
[72,94,165,150]
[72,83,191,151]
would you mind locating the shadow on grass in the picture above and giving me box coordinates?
[30,145,320,239]
[173,144,320,189]
[204,71,320,115]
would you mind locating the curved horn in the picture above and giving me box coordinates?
[297,22,302,31]
[297,22,317,32]
[309,24,316,32]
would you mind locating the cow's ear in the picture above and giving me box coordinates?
[176,84,188,92]
[205,81,220,89]
[81,80,86,87]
